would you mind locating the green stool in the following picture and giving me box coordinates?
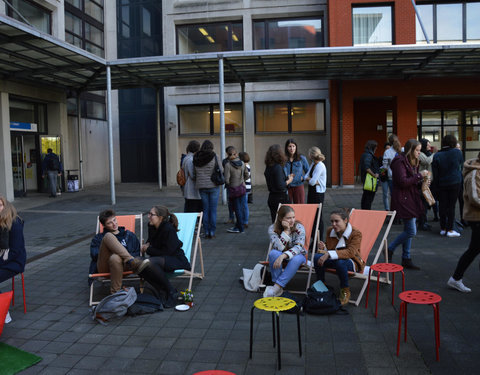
[249,297,302,370]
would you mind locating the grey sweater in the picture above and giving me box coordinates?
[194,154,223,190]
[224,158,249,188]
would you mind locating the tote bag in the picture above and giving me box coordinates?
[363,174,377,192]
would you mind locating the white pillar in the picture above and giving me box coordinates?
[156,88,162,190]
[0,92,13,201]
[219,57,226,204]
[106,66,116,205]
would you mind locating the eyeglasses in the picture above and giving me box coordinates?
[148,212,158,217]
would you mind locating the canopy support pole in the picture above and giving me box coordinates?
[76,90,84,190]
[156,87,163,190]
[219,57,226,205]
[106,65,116,205]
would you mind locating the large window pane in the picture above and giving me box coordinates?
[437,4,462,43]
[466,126,480,152]
[466,110,480,125]
[444,110,462,126]
[291,102,324,131]
[256,103,288,132]
[213,104,242,134]
[253,18,323,50]
[85,0,104,23]
[353,6,392,45]
[421,110,441,126]
[85,23,104,47]
[65,12,83,36]
[467,3,480,42]
[177,22,243,54]
[179,106,211,134]
[415,4,433,44]
[9,0,51,34]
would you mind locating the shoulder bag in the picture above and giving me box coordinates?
[210,156,225,186]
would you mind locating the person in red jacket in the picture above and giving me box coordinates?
[388,139,429,270]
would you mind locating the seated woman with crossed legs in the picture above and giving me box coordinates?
[264,205,306,297]
[314,209,365,305]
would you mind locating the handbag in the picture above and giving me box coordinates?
[422,178,435,206]
[363,174,377,192]
[210,156,225,186]
[228,184,246,199]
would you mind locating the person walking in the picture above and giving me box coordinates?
[42,148,63,198]
[388,139,429,270]
[360,140,379,210]
[447,152,480,292]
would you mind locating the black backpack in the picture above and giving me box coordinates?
[127,292,164,316]
[47,155,60,171]
[302,287,346,315]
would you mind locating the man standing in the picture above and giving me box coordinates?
[42,148,63,198]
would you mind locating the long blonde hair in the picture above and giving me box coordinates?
[0,196,17,230]
[273,205,299,235]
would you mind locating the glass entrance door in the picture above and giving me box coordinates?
[11,134,26,197]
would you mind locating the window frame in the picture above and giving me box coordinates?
[252,16,324,50]
[175,21,243,55]
[351,3,394,46]
[177,103,243,136]
[67,91,106,121]
[6,0,52,34]
[254,100,326,134]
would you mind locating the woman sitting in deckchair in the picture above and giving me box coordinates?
[314,209,364,305]
[264,205,306,297]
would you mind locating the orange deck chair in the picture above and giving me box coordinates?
[89,214,143,306]
[261,203,322,294]
[326,209,396,306]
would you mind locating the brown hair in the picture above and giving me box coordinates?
[404,139,421,167]
[99,209,115,225]
[273,205,298,235]
[0,196,18,230]
[265,144,287,167]
[239,151,250,163]
[151,205,179,231]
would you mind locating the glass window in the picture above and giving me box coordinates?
[421,110,441,126]
[467,3,480,42]
[85,100,105,120]
[85,23,104,47]
[415,5,433,44]
[255,101,325,133]
[179,104,243,135]
[444,110,462,126]
[466,110,480,125]
[253,18,323,50]
[65,12,83,35]
[176,22,243,54]
[8,0,51,34]
[437,4,462,43]
[85,0,104,23]
[352,6,392,45]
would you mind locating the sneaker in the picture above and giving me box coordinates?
[5,311,11,324]
[227,227,241,233]
[440,230,446,236]
[447,230,461,238]
[263,286,275,298]
[447,277,471,292]
[339,287,351,306]
[127,257,150,273]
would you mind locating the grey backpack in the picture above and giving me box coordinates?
[91,287,137,325]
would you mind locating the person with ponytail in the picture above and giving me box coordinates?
[141,206,191,305]
[0,196,25,323]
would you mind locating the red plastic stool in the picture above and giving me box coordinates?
[365,263,404,317]
[11,273,26,314]
[397,290,441,361]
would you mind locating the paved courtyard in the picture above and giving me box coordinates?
[1,183,479,374]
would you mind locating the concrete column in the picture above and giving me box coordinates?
[0,92,13,200]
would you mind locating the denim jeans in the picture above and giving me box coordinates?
[388,218,416,259]
[241,193,249,225]
[268,249,305,288]
[232,195,245,232]
[47,170,58,196]
[313,254,354,288]
[381,180,391,211]
[199,187,220,236]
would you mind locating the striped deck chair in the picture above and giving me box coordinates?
[261,203,322,294]
[88,214,143,306]
[326,209,396,306]
[170,212,205,290]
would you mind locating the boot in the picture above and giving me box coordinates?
[387,250,394,263]
[339,287,351,306]
[402,258,420,270]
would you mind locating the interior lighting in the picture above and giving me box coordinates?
[207,36,215,43]
[232,34,239,42]
[199,27,208,36]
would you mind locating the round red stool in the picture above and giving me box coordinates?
[397,290,442,361]
[365,263,404,317]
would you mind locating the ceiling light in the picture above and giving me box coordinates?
[232,34,239,42]
[207,36,215,43]
[198,27,208,36]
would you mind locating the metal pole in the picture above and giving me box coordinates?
[338,81,343,187]
[156,88,162,190]
[76,91,84,190]
[241,81,246,152]
[411,0,430,44]
[106,65,116,205]
[219,57,226,205]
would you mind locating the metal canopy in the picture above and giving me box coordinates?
[1,15,480,92]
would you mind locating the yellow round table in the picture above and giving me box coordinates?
[249,297,302,370]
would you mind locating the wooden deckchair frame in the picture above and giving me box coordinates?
[326,209,396,306]
[88,214,143,306]
[171,212,205,291]
[261,203,322,295]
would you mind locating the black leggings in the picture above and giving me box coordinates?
[453,221,480,280]
[307,185,325,241]
[267,192,289,223]
[438,184,460,231]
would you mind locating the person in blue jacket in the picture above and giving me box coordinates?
[432,134,464,237]
[0,196,26,324]
[284,138,309,204]
[41,148,63,198]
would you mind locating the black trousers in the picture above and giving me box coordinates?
[453,221,480,280]
[438,184,460,231]
[361,189,376,210]
[267,192,289,223]
[307,185,325,241]
[184,199,203,213]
